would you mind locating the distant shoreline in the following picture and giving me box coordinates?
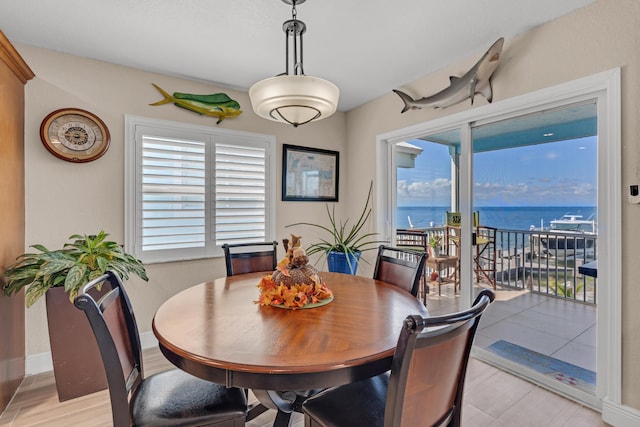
[397,205,597,230]
[398,205,596,208]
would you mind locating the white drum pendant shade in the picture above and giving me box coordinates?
[249,75,339,127]
[249,0,339,127]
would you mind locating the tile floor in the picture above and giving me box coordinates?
[0,349,606,427]
[426,284,597,373]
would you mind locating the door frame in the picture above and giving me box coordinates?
[376,68,621,409]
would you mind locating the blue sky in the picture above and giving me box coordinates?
[396,136,597,207]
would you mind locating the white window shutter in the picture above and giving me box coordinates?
[141,135,207,252]
[215,142,267,245]
[126,116,275,263]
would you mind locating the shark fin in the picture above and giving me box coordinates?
[469,78,478,105]
[480,82,494,103]
[392,89,416,113]
[149,83,174,106]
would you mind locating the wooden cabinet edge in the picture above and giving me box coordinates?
[0,29,35,83]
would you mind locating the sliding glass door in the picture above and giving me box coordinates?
[468,102,598,402]
[381,79,614,409]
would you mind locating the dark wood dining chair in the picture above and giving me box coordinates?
[222,241,279,276]
[373,244,427,298]
[302,289,495,427]
[74,271,247,427]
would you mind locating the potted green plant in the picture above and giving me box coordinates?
[429,235,443,258]
[287,181,385,274]
[2,231,148,401]
[3,230,148,306]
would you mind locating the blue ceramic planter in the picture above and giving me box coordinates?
[327,251,361,275]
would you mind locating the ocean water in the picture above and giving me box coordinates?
[397,206,597,231]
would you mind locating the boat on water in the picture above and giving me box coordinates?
[530,214,597,259]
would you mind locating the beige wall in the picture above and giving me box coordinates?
[11,0,640,413]
[16,44,347,356]
[344,0,640,411]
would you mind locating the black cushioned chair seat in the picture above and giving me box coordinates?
[131,369,247,427]
[131,369,246,426]
[302,373,389,427]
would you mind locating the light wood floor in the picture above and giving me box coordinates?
[0,347,607,427]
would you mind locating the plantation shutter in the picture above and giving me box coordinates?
[214,142,267,245]
[141,134,207,252]
[127,118,274,263]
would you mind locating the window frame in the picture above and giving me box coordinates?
[125,115,276,264]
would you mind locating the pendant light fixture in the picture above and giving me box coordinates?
[249,0,339,127]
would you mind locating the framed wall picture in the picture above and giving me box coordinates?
[282,144,339,201]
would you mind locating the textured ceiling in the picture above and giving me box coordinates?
[0,0,595,111]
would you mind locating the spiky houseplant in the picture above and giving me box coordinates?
[287,182,385,273]
[3,231,148,307]
[428,234,443,257]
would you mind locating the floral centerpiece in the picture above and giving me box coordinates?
[256,235,333,309]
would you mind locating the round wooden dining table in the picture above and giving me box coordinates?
[152,271,428,423]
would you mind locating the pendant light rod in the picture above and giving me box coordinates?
[282,6,306,76]
[282,0,307,77]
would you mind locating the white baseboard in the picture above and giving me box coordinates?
[603,398,640,427]
[138,330,159,351]
[25,331,159,375]
[25,352,53,375]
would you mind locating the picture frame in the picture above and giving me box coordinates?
[282,144,339,201]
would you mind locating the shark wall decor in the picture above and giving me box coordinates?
[393,37,504,113]
[149,83,242,124]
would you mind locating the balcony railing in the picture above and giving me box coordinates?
[397,227,597,305]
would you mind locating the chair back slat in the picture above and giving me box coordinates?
[230,252,277,275]
[373,245,427,297]
[385,289,494,427]
[375,257,418,294]
[399,326,472,426]
[222,241,278,276]
[101,290,137,385]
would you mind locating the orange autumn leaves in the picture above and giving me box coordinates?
[256,274,333,309]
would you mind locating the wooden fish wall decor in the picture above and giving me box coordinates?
[149,83,242,124]
[393,38,504,112]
